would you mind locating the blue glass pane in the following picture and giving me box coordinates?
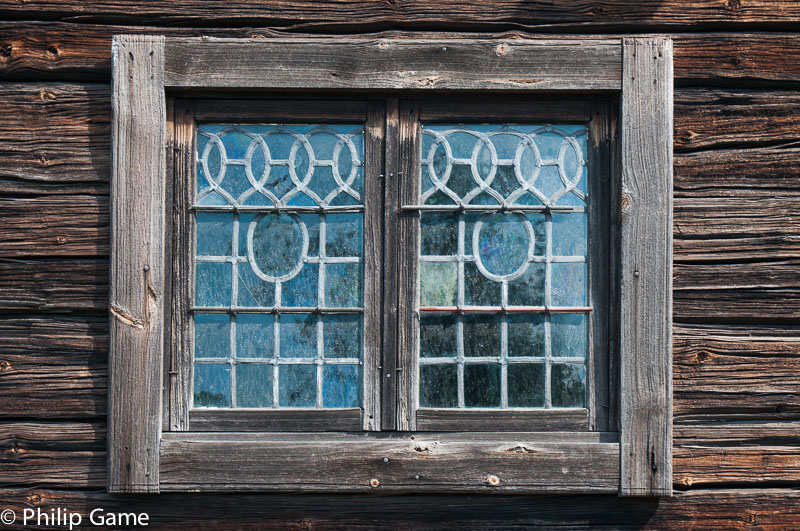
[308,166,338,203]
[420,364,457,407]
[463,315,499,357]
[237,263,275,308]
[220,130,250,159]
[249,213,305,279]
[464,363,501,407]
[236,364,273,407]
[279,314,317,358]
[219,164,250,204]
[507,262,545,307]
[551,313,587,358]
[420,212,458,256]
[323,314,361,359]
[507,313,545,357]
[322,365,360,408]
[551,364,585,407]
[281,263,318,307]
[551,262,587,307]
[193,364,230,407]
[464,262,500,306]
[552,213,587,257]
[195,263,231,307]
[279,365,316,407]
[419,262,457,306]
[325,263,362,308]
[236,314,274,358]
[420,314,457,358]
[326,213,362,257]
[194,313,229,359]
[475,213,531,277]
[507,363,545,407]
[196,213,232,256]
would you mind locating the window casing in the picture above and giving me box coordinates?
[109,36,672,496]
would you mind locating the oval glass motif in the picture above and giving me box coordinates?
[473,213,534,281]
[247,213,308,282]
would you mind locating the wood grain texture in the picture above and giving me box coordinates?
[0,82,109,194]
[163,38,622,91]
[416,409,588,432]
[0,316,107,418]
[108,34,165,493]
[189,409,362,432]
[0,195,108,257]
[0,422,105,488]
[1,1,800,29]
[0,259,107,312]
[674,325,800,422]
[2,25,800,85]
[619,38,673,497]
[160,432,619,492]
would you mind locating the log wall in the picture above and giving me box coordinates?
[0,2,798,527]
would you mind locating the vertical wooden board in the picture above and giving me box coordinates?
[363,102,386,430]
[380,99,400,431]
[619,38,673,497]
[168,100,195,432]
[396,102,421,431]
[108,34,165,493]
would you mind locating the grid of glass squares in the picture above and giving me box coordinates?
[192,124,365,409]
[418,124,589,409]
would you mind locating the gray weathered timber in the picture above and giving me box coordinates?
[416,409,587,432]
[619,38,673,497]
[163,38,622,91]
[160,432,618,492]
[108,34,165,493]
[363,102,385,430]
[395,102,420,431]
[189,409,362,432]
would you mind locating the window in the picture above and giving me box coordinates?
[109,36,673,496]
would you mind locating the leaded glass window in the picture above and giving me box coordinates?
[416,124,590,410]
[192,124,365,409]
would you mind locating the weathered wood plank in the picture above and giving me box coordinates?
[416,409,587,432]
[619,37,673,497]
[675,144,800,198]
[108,34,165,493]
[1,2,800,29]
[0,259,108,312]
[0,82,109,195]
[0,195,108,257]
[2,487,800,529]
[160,433,619,492]
[674,325,800,422]
[0,316,106,419]
[674,90,800,151]
[163,38,622,91]
[0,422,105,488]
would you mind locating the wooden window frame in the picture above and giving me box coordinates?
[109,35,672,496]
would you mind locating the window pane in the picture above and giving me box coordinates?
[193,124,364,410]
[417,123,589,410]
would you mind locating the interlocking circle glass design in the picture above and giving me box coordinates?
[247,213,309,282]
[473,213,535,281]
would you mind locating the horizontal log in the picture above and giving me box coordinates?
[0,259,108,312]
[674,89,800,152]
[0,422,105,488]
[0,195,108,257]
[0,487,799,527]
[2,24,800,84]
[674,325,800,422]
[1,2,799,30]
[160,433,619,492]
[0,316,107,418]
[674,446,800,488]
[0,83,109,195]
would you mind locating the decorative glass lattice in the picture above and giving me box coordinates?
[417,124,589,409]
[192,124,364,409]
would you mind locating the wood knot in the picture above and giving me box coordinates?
[378,40,389,50]
[495,43,510,57]
[27,492,44,505]
[38,89,56,101]
[503,444,537,454]
[369,478,380,488]
[47,45,60,58]
[620,192,633,215]
[56,235,67,244]
[0,44,11,58]
[486,475,500,486]
[0,360,11,370]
